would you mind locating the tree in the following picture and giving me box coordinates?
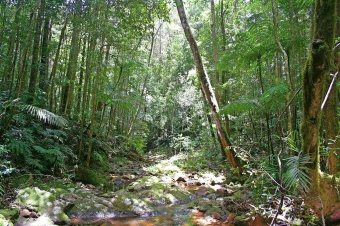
[301,0,338,215]
[175,0,242,170]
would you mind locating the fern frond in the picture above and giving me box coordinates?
[22,105,67,127]
[33,145,63,157]
[220,99,259,115]
[260,84,288,112]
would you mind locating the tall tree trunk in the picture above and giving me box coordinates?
[301,0,336,183]
[86,42,104,167]
[175,0,242,170]
[61,0,81,116]
[219,0,231,135]
[28,0,45,97]
[49,20,67,111]
[323,0,340,175]
[39,10,50,99]
[271,0,293,138]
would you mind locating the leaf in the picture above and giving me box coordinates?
[260,84,288,111]
[22,105,68,127]
[283,153,312,192]
[219,99,260,115]
[33,145,63,157]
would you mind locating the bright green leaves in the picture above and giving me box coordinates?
[220,99,260,115]
[220,84,289,115]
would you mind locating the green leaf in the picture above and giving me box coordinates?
[260,84,289,111]
[283,153,312,192]
[219,99,260,115]
[23,105,68,127]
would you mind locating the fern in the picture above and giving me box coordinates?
[23,105,67,127]
[7,139,30,157]
[283,153,311,192]
[260,84,289,112]
[33,145,63,157]
[219,99,260,115]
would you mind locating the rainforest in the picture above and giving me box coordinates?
[0,0,339,225]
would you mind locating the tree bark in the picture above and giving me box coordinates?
[39,9,50,98]
[28,0,45,97]
[61,0,81,116]
[323,0,340,175]
[301,0,336,182]
[175,0,242,170]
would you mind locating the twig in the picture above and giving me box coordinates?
[318,196,326,226]
[277,85,302,123]
[321,72,338,110]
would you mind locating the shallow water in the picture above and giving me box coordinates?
[69,203,203,226]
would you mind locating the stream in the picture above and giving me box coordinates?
[70,203,203,225]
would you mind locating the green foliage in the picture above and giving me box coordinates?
[23,105,67,127]
[219,99,260,115]
[283,153,311,193]
[260,84,289,112]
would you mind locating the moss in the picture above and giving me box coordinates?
[0,208,19,221]
[0,214,14,226]
[16,187,56,212]
[75,166,110,186]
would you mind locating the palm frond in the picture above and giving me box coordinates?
[283,153,312,192]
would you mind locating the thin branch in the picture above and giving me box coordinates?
[321,72,338,110]
[277,85,302,124]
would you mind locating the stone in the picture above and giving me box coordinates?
[195,186,209,196]
[211,212,221,220]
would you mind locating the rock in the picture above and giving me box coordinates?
[211,212,221,220]
[15,214,57,226]
[75,166,110,186]
[19,209,31,217]
[175,176,186,182]
[15,187,56,213]
[195,186,209,196]
[216,188,227,197]
[227,213,235,222]
[0,214,14,226]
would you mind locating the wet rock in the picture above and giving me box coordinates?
[175,177,186,182]
[195,186,209,196]
[0,214,13,226]
[216,187,227,197]
[19,209,31,218]
[227,213,235,222]
[15,214,57,226]
[211,212,221,220]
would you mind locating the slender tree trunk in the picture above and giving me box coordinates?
[86,42,104,167]
[39,10,50,98]
[28,0,45,97]
[271,0,293,138]
[49,20,67,111]
[61,0,81,116]
[175,0,242,170]
[79,37,96,158]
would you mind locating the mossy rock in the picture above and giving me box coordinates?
[0,208,19,221]
[75,166,110,186]
[15,187,56,213]
[0,214,14,226]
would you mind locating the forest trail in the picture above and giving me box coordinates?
[10,152,312,226]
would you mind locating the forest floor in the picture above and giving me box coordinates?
[0,151,326,225]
